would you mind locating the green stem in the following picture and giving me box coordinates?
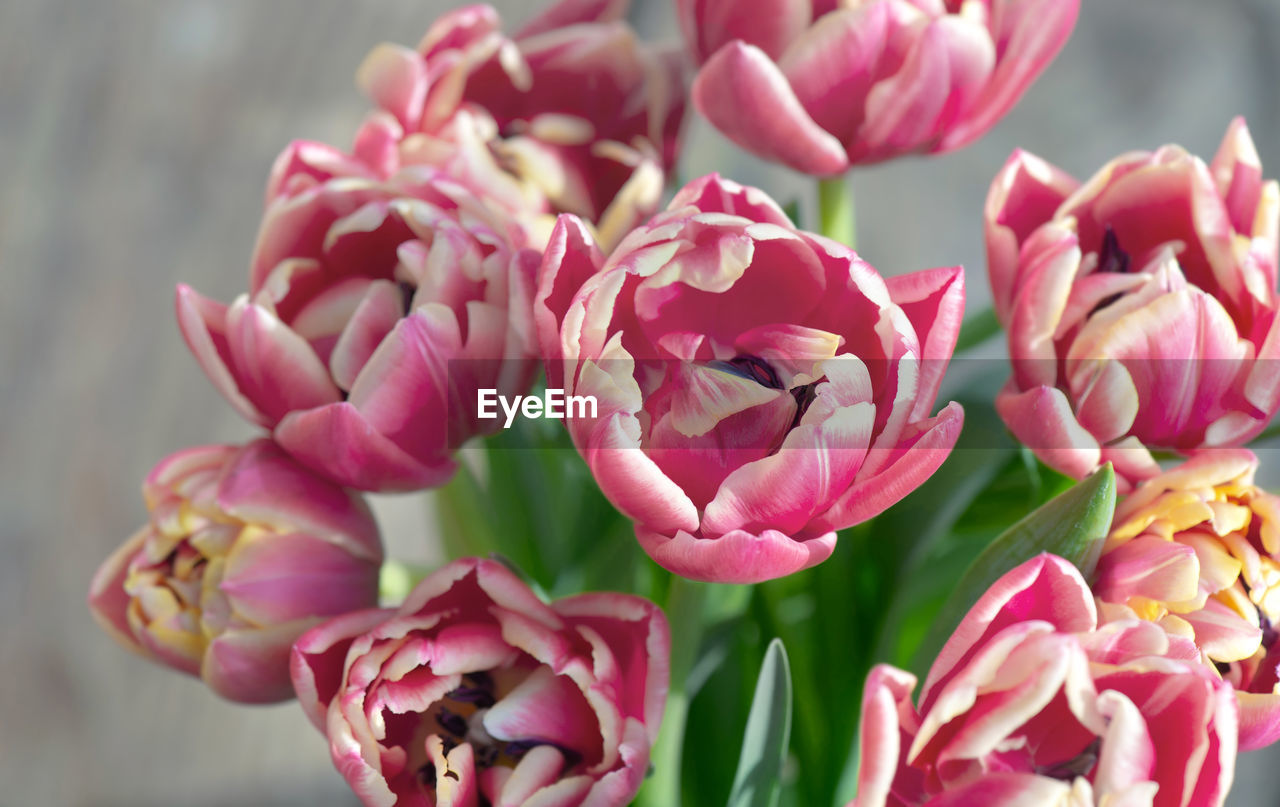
[638,575,708,807]
[817,175,856,250]
[954,307,1002,353]
[433,457,500,560]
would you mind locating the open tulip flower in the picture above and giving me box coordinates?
[291,557,669,807]
[536,174,964,583]
[88,440,384,703]
[852,554,1238,807]
[177,117,541,492]
[357,0,685,250]
[1094,449,1280,750]
[987,118,1280,489]
[682,0,1080,174]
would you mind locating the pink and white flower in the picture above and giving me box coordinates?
[683,0,1079,174]
[291,557,669,807]
[358,0,685,250]
[536,174,964,583]
[987,118,1280,489]
[177,119,541,492]
[852,555,1237,807]
[88,440,383,703]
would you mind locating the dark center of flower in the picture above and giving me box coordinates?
[415,670,581,788]
[1086,226,1134,317]
[398,281,417,316]
[1036,737,1101,781]
[1262,611,1279,650]
[1097,226,1132,275]
[708,355,783,389]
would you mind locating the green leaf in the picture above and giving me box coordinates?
[916,463,1117,666]
[727,639,793,807]
[953,307,1002,353]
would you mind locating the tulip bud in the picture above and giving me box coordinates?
[177,123,542,492]
[683,0,1079,173]
[88,440,383,703]
[987,119,1280,489]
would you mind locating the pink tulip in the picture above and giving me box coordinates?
[852,554,1237,807]
[536,174,964,583]
[357,0,685,250]
[683,0,1079,174]
[177,118,541,491]
[291,557,668,807]
[88,440,383,703]
[1093,449,1280,750]
[987,118,1280,490]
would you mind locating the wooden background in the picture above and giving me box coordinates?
[3,0,1279,804]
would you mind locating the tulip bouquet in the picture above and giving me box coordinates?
[89,1,1280,805]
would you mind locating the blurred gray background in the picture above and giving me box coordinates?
[2,0,1279,804]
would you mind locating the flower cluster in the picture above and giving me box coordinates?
[87,1,1280,806]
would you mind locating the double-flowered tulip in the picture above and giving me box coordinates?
[88,440,383,703]
[852,554,1237,807]
[536,174,964,583]
[358,0,685,250]
[291,557,668,807]
[177,118,541,492]
[987,119,1280,489]
[682,0,1079,174]
[1094,449,1280,750]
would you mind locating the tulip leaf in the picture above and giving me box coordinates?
[916,462,1116,669]
[727,639,792,807]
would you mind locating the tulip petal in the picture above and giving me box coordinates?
[810,401,963,532]
[985,150,1081,322]
[356,43,429,130]
[174,285,270,426]
[482,666,601,755]
[274,401,454,492]
[1094,534,1200,604]
[701,401,874,537]
[884,265,964,421]
[636,526,835,584]
[224,298,343,423]
[940,0,1079,151]
[1237,690,1280,751]
[854,664,919,807]
[215,439,381,559]
[583,412,700,535]
[921,555,1096,707]
[291,607,395,729]
[858,15,994,162]
[996,383,1101,481]
[87,528,151,656]
[692,41,848,176]
[203,621,312,703]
